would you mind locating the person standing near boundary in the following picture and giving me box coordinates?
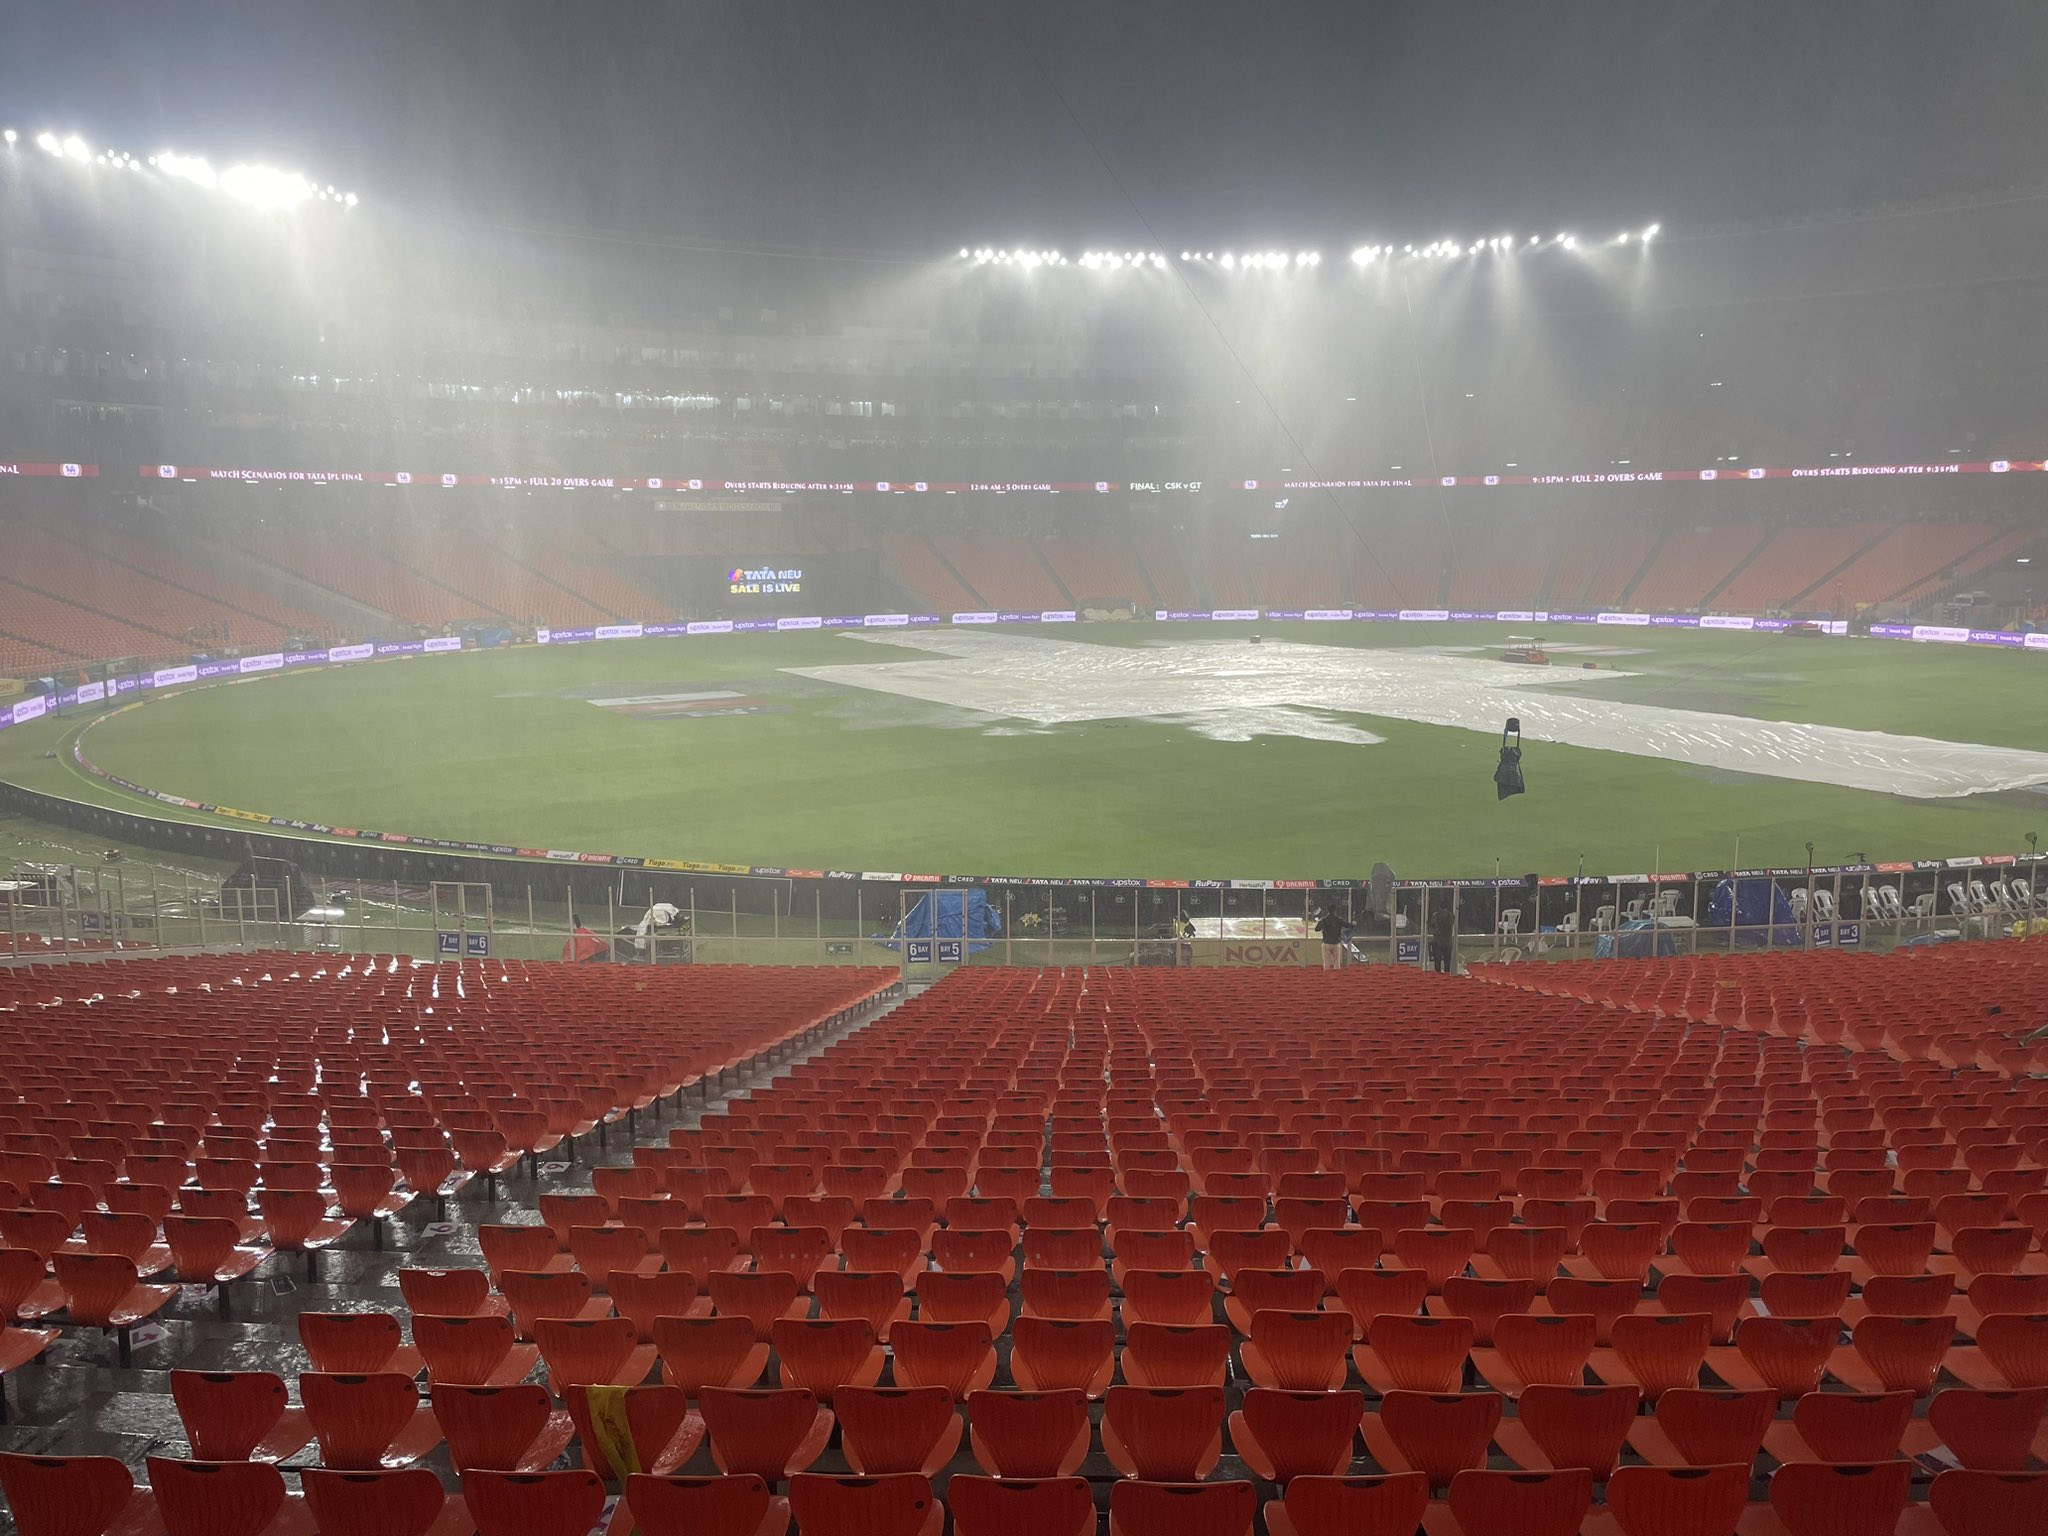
[1428,894,1458,974]
[1312,905,1354,971]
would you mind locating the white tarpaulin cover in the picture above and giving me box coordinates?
[788,632,2048,800]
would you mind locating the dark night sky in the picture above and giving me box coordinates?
[2,0,2044,254]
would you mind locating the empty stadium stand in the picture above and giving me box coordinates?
[1714,523,1890,614]
[1626,524,1769,613]
[0,952,2040,1534]
[1348,527,1447,611]
[1549,525,1660,612]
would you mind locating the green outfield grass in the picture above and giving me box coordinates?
[4,622,2045,879]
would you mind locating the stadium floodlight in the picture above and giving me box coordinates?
[959,248,969,258]
[221,164,315,208]
[1220,253,1234,269]
[1615,231,1630,244]
[1559,234,1578,250]
[2,129,15,146]
[1527,234,1540,244]
[158,150,218,188]
[61,134,89,161]
[35,131,59,155]
[1641,222,1660,241]
[1180,251,1190,260]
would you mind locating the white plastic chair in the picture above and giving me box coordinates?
[1812,890,1836,921]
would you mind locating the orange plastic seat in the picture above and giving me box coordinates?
[1721,1315,1840,1398]
[567,1224,661,1283]
[1242,1309,1352,1391]
[300,1371,443,1470]
[498,1268,608,1341]
[889,1319,997,1398]
[1766,1461,1910,1536]
[1840,1313,1955,1396]
[966,1388,1091,1477]
[1927,1469,2048,1536]
[655,1315,771,1396]
[1479,1311,1597,1393]
[299,1467,464,1536]
[1108,1478,1255,1536]
[1432,1277,1538,1348]
[1764,1390,1913,1464]
[1951,1225,2037,1278]
[1604,1464,1753,1536]
[536,1315,659,1391]
[1445,1467,1593,1536]
[788,1473,943,1536]
[840,1227,923,1285]
[1121,1268,1215,1327]
[1657,1273,1748,1344]
[1227,1388,1362,1482]
[1332,1268,1430,1339]
[1495,1382,1641,1480]
[948,1475,1094,1536]
[1298,1229,1383,1282]
[254,1188,351,1280]
[1101,1384,1225,1480]
[1357,1313,1472,1394]
[168,1370,312,1462]
[1924,1385,2048,1470]
[770,1318,885,1400]
[564,1383,704,1476]
[412,1314,537,1387]
[1009,1316,1115,1397]
[915,1270,1010,1332]
[1852,1222,1938,1279]
[431,1383,577,1473]
[709,1271,807,1339]
[1666,1222,1751,1277]
[835,1386,963,1476]
[699,1387,836,1480]
[1122,1321,1230,1389]
[303,1310,424,1378]
[1595,1311,1711,1399]
[1483,1225,1570,1284]
[0,1247,66,1325]
[145,1456,298,1536]
[1626,1386,1775,1468]
[932,1228,1019,1284]
[1362,1390,1502,1491]
[625,1472,792,1536]
[460,1468,607,1536]
[0,1453,150,1536]
[1206,1228,1292,1283]
[397,1267,507,1321]
[1970,1313,2048,1388]
[1759,1270,1853,1320]
[1264,1473,1429,1536]
[1020,1267,1113,1323]
[1021,1229,1105,1273]
[610,1270,704,1341]
[51,1253,172,1365]
[662,1226,747,1286]
[1389,1228,1474,1294]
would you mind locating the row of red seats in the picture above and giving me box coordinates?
[1480,945,2048,1074]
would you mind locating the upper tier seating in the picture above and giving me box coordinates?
[1628,524,1769,612]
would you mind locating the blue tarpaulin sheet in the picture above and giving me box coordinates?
[1594,919,1684,959]
[879,889,1003,953]
[1706,877,1802,948]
